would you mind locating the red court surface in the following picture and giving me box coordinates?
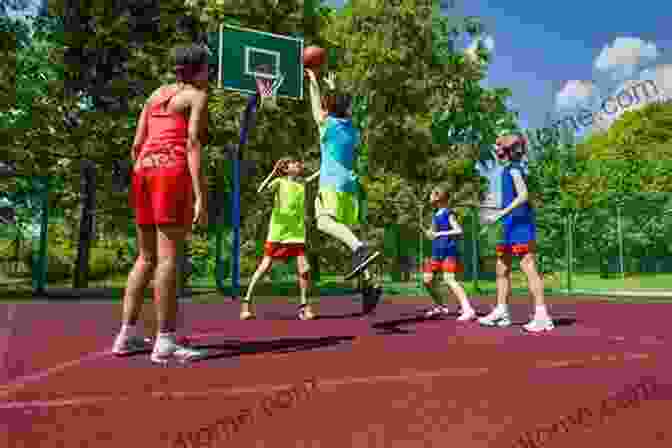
[1,295,670,447]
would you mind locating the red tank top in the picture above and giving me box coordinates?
[136,86,189,160]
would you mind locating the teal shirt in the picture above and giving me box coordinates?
[319,115,359,193]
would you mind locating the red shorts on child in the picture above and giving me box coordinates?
[264,242,306,259]
[422,257,463,273]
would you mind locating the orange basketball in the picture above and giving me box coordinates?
[303,46,327,69]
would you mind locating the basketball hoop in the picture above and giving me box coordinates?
[255,73,285,110]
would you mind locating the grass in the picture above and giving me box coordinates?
[1,271,671,303]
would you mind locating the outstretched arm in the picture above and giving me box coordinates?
[306,69,327,126]
[257,160,283,193]
[305,170,320,183]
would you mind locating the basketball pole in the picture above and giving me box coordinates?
[231,94,259,299]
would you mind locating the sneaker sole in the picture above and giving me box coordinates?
[522,325,555,333]
[345,251,381,280]
[478,318,512,327]
[113,347,152,356]
[362,288,383,315]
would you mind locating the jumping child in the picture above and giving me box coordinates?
[478,133,554,332]
[422,185,477,321]
[240,157,320,320]
[305,68,382,314]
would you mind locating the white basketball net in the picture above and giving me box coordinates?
[255,74,285,109]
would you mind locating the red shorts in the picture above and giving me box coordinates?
[264,242,306,259]
[131,159,193,226]
[496,241,536,256]
[422,257,463,273]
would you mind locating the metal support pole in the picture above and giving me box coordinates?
[73,160,96,289]
[472,207,479,293]
[617,206,625,281]
[231,94,259,299]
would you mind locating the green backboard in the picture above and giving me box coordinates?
[209,24,304,100]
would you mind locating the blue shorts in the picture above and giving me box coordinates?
[431,246,459,259]
[497,218,536,256]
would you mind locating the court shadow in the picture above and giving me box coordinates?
[509,317,577,327]
[553,317,577,327]
[260,311,365,320]
[370,316,438,333]
[191,335,356,361]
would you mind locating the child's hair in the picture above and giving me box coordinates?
[276,156,300,176]
[431,184,450,203]
[172,44,209,82]
[496,133,528,160]
[323,92,352,118]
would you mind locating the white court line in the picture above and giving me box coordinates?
[0,330,230,398]
[0,352,653,410]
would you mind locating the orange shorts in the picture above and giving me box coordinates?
[496,241,536,256]
[422,257,463,273]
[131,159,193,226]
[264,242,306,259]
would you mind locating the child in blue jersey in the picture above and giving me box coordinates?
[422,185,476,320]
[305,68,382,314]
[478,134,553,332]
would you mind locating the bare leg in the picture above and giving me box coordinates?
[296,255,314,319]
[154,225,185,333]
[113,224,156,354]
[242,256,273,318]
[495,253,513,308]
[520,251,553,331]
[520,252,545,307]
[443,272,472,313]
[423,272,443,306]
[479,253,513,326]
[122,224,156,326]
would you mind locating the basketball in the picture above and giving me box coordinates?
[303,46,327,69]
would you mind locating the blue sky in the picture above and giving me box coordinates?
[325,0,672,134]
[10,0,671,134]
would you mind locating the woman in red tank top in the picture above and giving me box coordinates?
[112,44,210,363]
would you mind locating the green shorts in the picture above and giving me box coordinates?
[315,189,359,227]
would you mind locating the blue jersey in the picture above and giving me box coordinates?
[319,115,359,193]
[431,208,458,258]
[502,161,534,221]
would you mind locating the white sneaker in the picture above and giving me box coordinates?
[457,308,477,322]
[478,310,512,327]
[425,305,450,318]
[523,317,554,333]
[112,335,153,356]
[151,341,209,365]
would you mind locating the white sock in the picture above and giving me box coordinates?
[353,241,365,252]
[120,323,140,339]
[460,301,474,313]
[155,332,176,350]
[534,305,549,320]
[493,304,509,315]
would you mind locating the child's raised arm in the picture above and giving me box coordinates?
[257,160,284,193]
[305,170,320,183]
[305,69,327,125]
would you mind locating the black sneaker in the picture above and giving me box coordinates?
[345,245,381,280]
[362,284,383,315]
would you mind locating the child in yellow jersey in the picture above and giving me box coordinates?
[240,157,320,320]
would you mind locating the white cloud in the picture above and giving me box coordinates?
[594,37,659,81]
[590,67,672,130]
[555,80,599,111]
